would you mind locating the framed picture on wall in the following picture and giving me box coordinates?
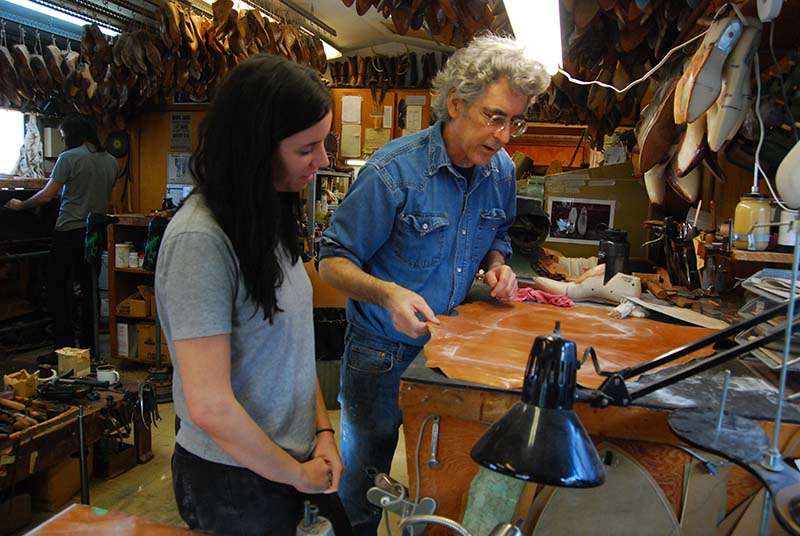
[546,197,615,245]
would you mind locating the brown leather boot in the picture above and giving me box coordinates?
[340,60,349,87]
[408,52,418,88]
[348,56,358,86]
[386,57,398,88]
[332,61,342,87]
[357,56,368,87]
[396,54,409,88]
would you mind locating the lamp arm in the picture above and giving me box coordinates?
[611,298,796,382]
[583,316,800,406]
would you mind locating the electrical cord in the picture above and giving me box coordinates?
[382,414,438,536]
[557,29,708,95]
[556,2,740,95]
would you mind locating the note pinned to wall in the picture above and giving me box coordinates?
[364,128,391,154]
[404,105,422,135]
[341,123,362,158]
[342,96,362,124]
[383,106,393,129]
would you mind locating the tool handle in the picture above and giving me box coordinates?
[0,398,25,411]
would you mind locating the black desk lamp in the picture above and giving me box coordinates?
[469,295,800,534]
[471,322,604,488]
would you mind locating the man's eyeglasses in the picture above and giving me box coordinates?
[480,109,528,138]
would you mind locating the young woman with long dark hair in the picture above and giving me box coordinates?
[155,54,351,535]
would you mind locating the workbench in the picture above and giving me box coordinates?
[0,383,152,495]
[23,503,197,535]
[399,339,800,535]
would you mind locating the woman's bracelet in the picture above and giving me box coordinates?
[316,428,335,435]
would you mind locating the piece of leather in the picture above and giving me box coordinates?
[29,54,52,95]
[425,301,716,390]
[636,73,678,173]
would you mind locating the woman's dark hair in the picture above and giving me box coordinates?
[190,54,332,322]
[60,114,104,151]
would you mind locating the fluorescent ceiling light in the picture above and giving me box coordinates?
[7,0,118,36]
[322,40,341,60]
[344,159,367,166]
[505,0,562,75]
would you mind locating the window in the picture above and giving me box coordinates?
[0,109,24,175]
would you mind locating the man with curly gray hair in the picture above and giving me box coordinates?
[318,34,550,535]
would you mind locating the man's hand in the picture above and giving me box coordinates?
[311,431,344,493]
[382,284,439,339]
[483,264,518,301]
[5,199,24,211]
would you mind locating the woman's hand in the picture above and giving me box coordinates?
[296,457,334,494]
[311,431,344,492]
[5,199,23,210]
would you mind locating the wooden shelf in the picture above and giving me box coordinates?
[114,313,154,320]
[114,267,153,274]
[732,250,795,264]
[115,354,164,365]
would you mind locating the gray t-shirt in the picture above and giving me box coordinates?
[155,194,318,466]
[51,143,119,231]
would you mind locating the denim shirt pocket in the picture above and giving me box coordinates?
[391,212,449,269]
[471,208,507,263]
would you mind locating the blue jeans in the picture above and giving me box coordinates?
[338,323,423,536]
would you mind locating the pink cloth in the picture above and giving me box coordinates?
[514,287,574,307]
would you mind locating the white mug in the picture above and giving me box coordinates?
[97,365,120,385]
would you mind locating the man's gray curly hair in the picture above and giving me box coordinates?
[431,34,551,122]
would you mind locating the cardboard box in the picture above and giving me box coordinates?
[115,286,154,318]
[3,369,36,398]
[94,440,137,479]
[29,450,93,512]
[55,347,90,377]
[116,322,135,357]
[135,323,170,363]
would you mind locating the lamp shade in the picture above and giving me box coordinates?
[471,323,605,488]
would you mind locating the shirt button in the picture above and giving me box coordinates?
[457,268,462,273]
[422,223,429,230]
[461,230,466,235]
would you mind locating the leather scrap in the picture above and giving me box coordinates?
[426,301,717,390]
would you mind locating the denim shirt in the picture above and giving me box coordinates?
[319,121,516,346]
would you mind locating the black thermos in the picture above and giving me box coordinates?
[598,228,629,284]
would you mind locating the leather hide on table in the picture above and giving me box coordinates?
[426,301,718,390]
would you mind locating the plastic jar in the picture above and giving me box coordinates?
[733,193,771,251]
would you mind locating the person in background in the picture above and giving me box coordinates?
[154,54,351,535]
[318,34,551,535]
[6,114,118,358]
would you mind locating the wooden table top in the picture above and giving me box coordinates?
[23,504,198,535]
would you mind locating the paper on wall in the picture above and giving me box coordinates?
[364,128,391,154]
[383,106,393,129]
[342,96,362,124]
[405,105,422,133]
[341,123,362,158]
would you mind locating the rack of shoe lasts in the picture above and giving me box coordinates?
[328,51,447,90]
